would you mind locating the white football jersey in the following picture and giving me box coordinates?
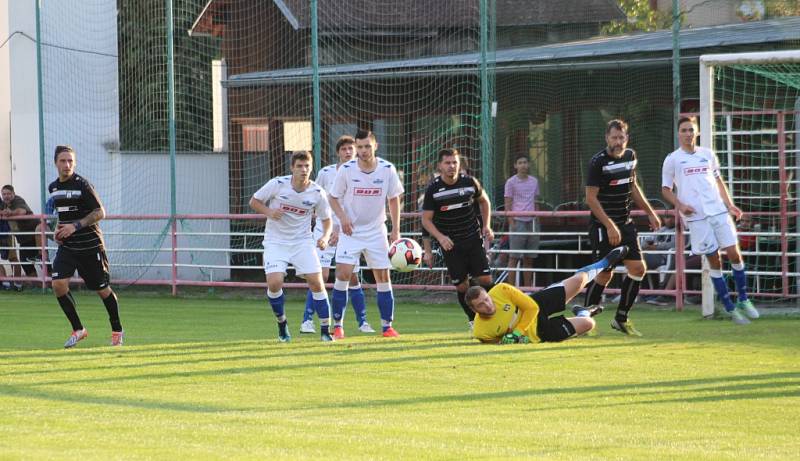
[329,158,404,237]
[314,164,340,232]
[252,176,331,245]
[662,146,728,221]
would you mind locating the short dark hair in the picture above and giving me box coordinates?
[677,116,697,129]
[464,285,485,311]
[605,119,628,135]
[514,154,529,163]
[291,151,312,166]
[354,129,376,143]
[335,135,355,152]
[437,148,460,163]
[1,184,13,193]
[54,145,75,163]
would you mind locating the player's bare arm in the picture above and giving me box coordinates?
[661,186,695,216]
[248,196,283,221]
[715,176,743,220]
[317,218,332,250]
[328,224,340,246]
[477,190,494,241]
[631,177,661,230]
[388,195,401,243]
[586,186,620,245]
[55,206,104,241]
[327,196,352,236]
[422,209,453,251]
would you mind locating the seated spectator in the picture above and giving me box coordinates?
[641,214,676,305]
[0,219,15,291]
[736,214,756,251]
[0,185,40,287]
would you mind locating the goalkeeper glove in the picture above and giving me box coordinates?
[500,330,529,344]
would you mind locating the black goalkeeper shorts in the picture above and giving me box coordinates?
[531,284,576,342]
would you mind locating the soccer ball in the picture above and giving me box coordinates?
[389,238,423,272]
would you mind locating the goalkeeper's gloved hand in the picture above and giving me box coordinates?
[500,330,529,344]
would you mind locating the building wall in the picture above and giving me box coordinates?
[4,0,39,206]
[657,0,741,27]
[0,6,9,188]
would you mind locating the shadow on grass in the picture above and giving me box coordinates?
[0,382,248,413]
[289,371,800,412]
[4,337,646,381]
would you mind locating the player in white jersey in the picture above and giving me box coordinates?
[249,151,335,342]
[662,116,759,324]
[301,136,375,335]
[328,130,404,338]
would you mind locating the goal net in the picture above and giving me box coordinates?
[698,50,800,315]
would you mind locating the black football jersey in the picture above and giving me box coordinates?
[48,174,104,251]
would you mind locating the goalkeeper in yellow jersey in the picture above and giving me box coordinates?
[466,246,629,344]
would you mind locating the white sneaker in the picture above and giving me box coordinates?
[299,320,316,334]
[730,309,751,325]
[736,300,760,319]
[358,322,376,333]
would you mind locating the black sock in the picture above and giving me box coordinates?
[278,320,288,336]
[57,292,83,331]
[457,290,476,321]
[584,280,606,307]
[102,291,123,332]
[617,276,641,321]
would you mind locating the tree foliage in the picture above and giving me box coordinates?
[118,0,220,152]
[765,0,800,18]
[602,0,674,35]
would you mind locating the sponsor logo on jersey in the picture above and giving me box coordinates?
[302,200,314,206]
[50,189,83,200]
[609,177,633,186]
[279,203,309,215]
[439,200,471,212]
[354,187,381,196]
[602,160,637,172]
[373,179,384,184]
[503,304,511,312]
[683,166,709,176]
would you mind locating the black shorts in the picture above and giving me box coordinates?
[589,221,642,262]
[531,284,576,342]
[52,246,110,290]
[442,237,491,285]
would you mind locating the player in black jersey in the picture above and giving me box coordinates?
[422,148,495,325]
[49,146,123,348]
[584,120,661,336]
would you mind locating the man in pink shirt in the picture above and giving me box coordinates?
[504,155,540,288]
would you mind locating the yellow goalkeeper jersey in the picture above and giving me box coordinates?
[473,283,541,343]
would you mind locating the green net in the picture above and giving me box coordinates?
[712,59,800,297]
[27,0,800,293]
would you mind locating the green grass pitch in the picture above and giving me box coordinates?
[0,291,798,460]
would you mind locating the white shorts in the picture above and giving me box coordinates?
[686,212,738,255]
[313,228,360,271]
[263,241,322,275]
[335,227,391,269]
